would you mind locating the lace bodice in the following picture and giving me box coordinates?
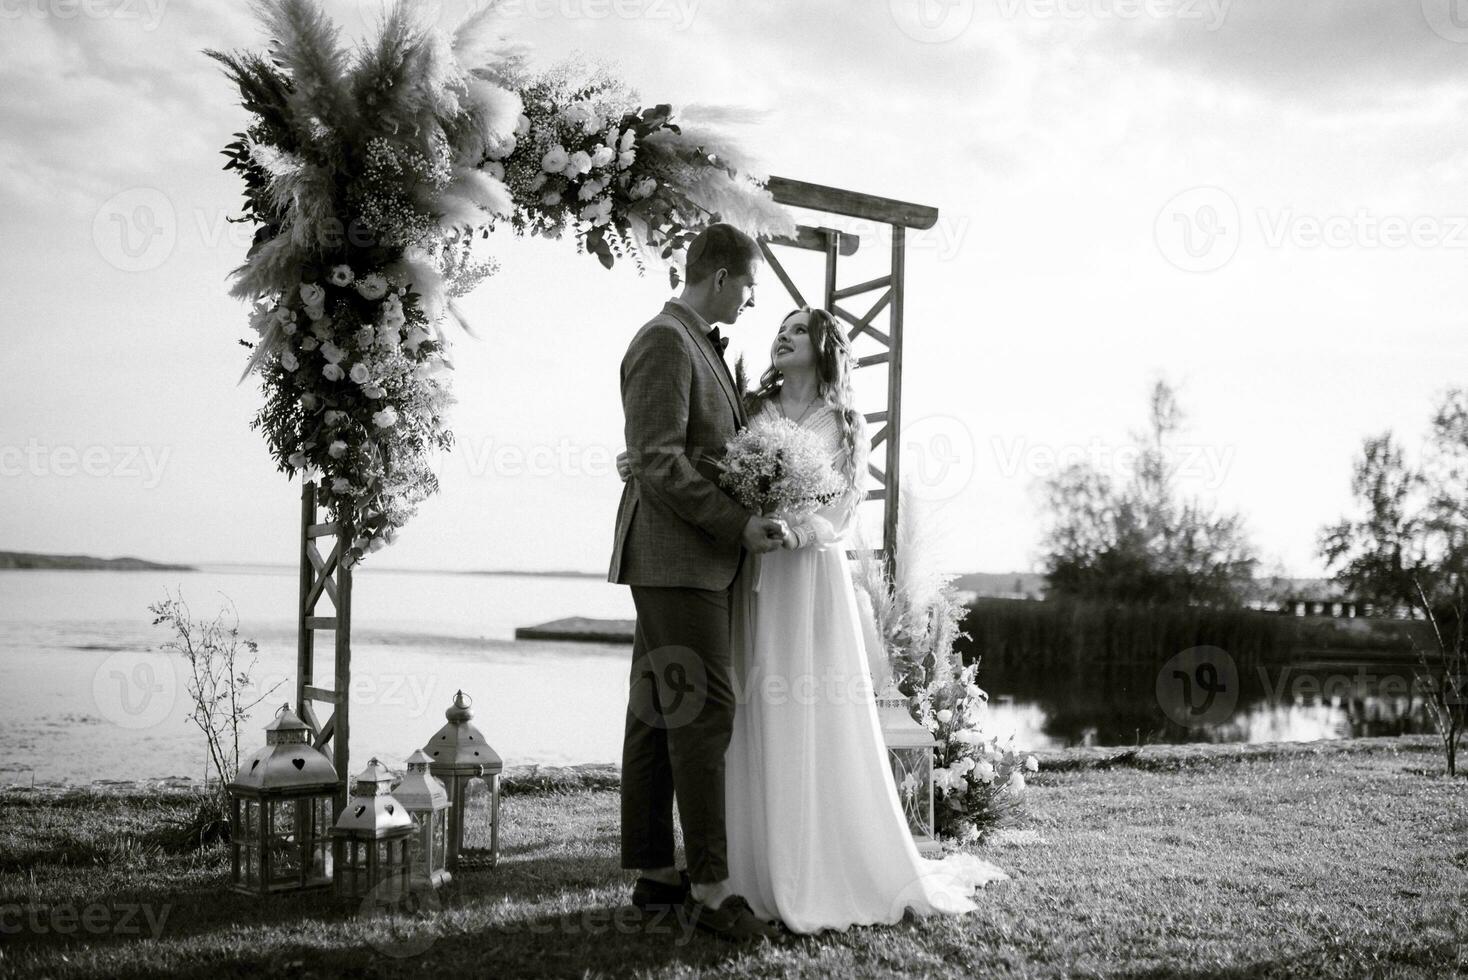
[752,398,865,551]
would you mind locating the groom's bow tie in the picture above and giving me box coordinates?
[706,327,730,356]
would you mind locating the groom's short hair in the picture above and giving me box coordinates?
[686,223,761,284]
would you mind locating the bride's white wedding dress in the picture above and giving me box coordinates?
[724,401,1008,934]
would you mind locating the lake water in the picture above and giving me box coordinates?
[0,565,639,786]
[0,568,1438,788]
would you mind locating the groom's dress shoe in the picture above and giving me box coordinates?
[631,870,690,911]
[684,893,780,942]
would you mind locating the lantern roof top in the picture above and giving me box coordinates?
[393,754,451,812]
[423,690,503,775]
[333,758,414,837]
[229,704,338,794]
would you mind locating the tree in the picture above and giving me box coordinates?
[1321,389,1468,776]
[1038,379,1258,606]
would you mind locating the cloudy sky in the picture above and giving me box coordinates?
[1,0,1465,577]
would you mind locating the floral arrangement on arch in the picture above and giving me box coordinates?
[853,494,1039,840]
[209,0,793,566]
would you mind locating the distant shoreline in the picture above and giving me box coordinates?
[0,551,197,572]
[0,551,604,578]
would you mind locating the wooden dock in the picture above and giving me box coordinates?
[515,617,635,644]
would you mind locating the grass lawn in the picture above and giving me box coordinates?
[1,737,1465,979]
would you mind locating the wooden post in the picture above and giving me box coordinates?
[295,478,352,819]
[885,227,906,584]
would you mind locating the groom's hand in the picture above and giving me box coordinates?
[742,516,787,554]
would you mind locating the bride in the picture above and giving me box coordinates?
[620,306,1007,935]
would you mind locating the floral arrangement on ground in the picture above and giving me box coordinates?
[853,500,1040,841]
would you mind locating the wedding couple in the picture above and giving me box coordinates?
[606,223,1006,941]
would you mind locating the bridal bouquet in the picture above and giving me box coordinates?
[717,417,846,520]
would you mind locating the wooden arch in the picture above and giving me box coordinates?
[760,176,939,577]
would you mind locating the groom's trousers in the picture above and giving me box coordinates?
[621,583,737,884]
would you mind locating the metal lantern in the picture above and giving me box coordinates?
[424,690,503,871]
[331,758,413,903]
[393,749,452,890]
[877,681,940,857]
[227,703,338,896]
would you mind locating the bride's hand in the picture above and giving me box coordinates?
[615,450,630,482]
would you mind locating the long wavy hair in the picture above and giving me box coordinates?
[747,307,867,490]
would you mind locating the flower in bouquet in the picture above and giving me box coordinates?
[716,416,846,519]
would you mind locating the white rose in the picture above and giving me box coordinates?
[619,129,635,152]
[617,149,635,170]
[363,384,386,400]
[282,317,298,335]
[515,113,531,136]
[372,406,399,429]
[300,392,318,411]
[376,323,400,348]
[936,708,953,725]
[299,282,325,308]
[310,318,334,341]
[542,191,562,206]
[319,342,346,365]
[322,363,344,382]
[332,478,352,494]
[328,264,353,287]
[634,177,657,199]
[562,150,592,177]
[1024,755,1039,773]
[287,451,306,468]
[280,350,299,372]
[974,760,996,784]
[561,103,592,130]
[349,362,370,385]
[578,198,613,226]
[300,336,319,351]
[590,144,614,168]
[354,325,376,349]
[540,145,569,174]
[324,410,345,425]
[355,273,389,301]
[327,440,347,459]
[578,178,604,202]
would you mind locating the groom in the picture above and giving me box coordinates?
[607,223,787,941]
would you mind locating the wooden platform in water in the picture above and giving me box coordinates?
[515,617,635,644]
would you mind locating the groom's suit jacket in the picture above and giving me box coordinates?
[608,299,751,592]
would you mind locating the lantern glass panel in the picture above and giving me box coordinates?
[431,811,445,869]
[888,746,934,839]
[458,775,500,866]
